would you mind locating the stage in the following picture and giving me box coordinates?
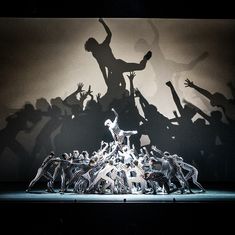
[1,189,235,203]
[1,187,235,234]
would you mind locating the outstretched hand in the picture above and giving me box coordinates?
[151,145,161,153]
[151,145,157,150]
[86,85,93,96]
[184,78,194,88]
[96,93,101,101]
[165,81,172,87]
[127,71,136,81]
[80,92,87,101]
[77,83,84,93]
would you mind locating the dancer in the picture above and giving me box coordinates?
[26,152,61,192]
[104,108,138,147]
[174,155,206,192]
[127,160,147,194]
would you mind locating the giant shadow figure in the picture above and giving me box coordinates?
[183,98,234,180]
[31,98,64,162]
[0,104,41,178]
[134,88,175,151]
[135,19,208,100]
[85,18,152,110]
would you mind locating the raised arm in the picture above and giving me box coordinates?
[105,142,118,160]
[184,78,213,100]
[111,108,119,125]
[150,151,163,162]
[63,83,84,107]
[135,88,150,118]
[86,85,94,101]
[151,145,164,157]
[166,81,184,115]
[127,72,136,101]
[99,18,112,45]
[99,141,109,155]
[143,147,150,159]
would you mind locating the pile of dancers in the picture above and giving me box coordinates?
[26,108,205,194]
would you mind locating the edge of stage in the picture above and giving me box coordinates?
[1,190,235,203]
[1,182,235,203]
[1,182,235,235]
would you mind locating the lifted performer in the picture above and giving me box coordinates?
[104,108,138,147]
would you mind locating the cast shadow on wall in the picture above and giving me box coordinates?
[0,19,234,182]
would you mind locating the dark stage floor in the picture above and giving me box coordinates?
[1,186,235,234]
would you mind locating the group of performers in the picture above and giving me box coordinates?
[26,108,205,194]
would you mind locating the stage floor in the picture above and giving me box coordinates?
[1,189,235,202]
[1,188,235,234]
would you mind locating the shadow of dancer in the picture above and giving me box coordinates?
[0,103,41,179]
[85,18,152,110]
[135,19,208,98]
[31,98,64,167]
[184,78,235,124]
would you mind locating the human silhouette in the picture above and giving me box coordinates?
[85,18,152,78]
[0,103,41,179]
[85,18,152,111]
[99,69,127,110]
[134,88,175,151]
[183,98,234,180]
[135,19,208,114]
[184,78,235,123]
[31,98,63,165]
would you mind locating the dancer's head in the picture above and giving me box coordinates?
[73,150,79,158]
[89,159,96,167]
[85,38,99,52]
[62,153,69,160]
[50,151,55,157]
[211,92,227,107]
[163,151,170,157]
[172,154,183,162]
[104,119,112,127]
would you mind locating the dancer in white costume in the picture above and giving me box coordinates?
[87,142,119,193]
[127,160,147,194]
[104,108,137,147]
[174,155,206,192]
